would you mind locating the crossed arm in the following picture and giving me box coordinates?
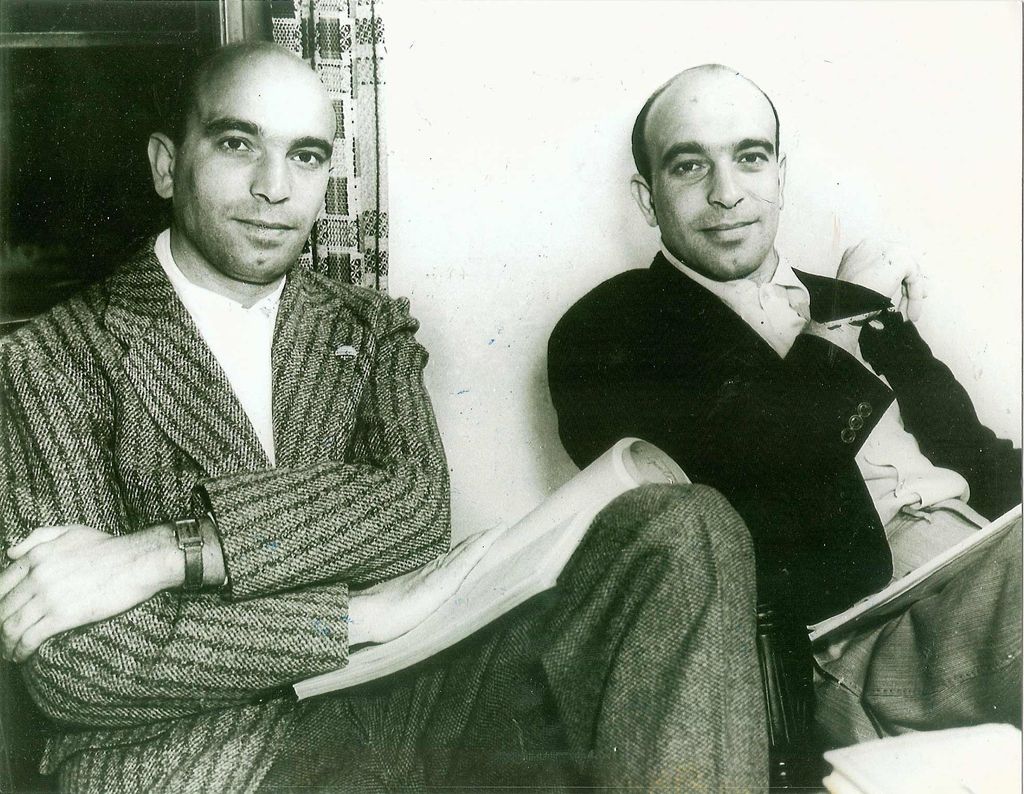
[0,297,491,727]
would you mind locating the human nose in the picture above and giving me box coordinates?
[707,165,743,209]
[250,154,290,204]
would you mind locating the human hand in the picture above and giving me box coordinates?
[0,524,180,662]
[347,526,504,646]
[836,239,927,322]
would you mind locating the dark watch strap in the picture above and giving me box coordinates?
[174,517,205,592]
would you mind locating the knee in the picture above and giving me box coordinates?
[556,483,759,627]
[593,483,755,570]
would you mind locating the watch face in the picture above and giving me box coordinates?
[175,518,204,547]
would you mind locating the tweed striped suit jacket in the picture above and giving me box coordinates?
[0,241,451,792]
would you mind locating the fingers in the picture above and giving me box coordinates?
[12,617,54,663]
[0,597,43,662]
[0,557,29,601]
[902,271,927,322]
[1,526,67,601]
[838,239,928,319]
[7,526,71,560]
[880,241,924,318]
[0,573,34,625]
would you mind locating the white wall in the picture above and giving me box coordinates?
[386,0,1023,539]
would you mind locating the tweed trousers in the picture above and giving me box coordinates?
[257,484,768,793]
[814,506,1023,746]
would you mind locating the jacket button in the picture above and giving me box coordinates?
[848,415,864,430]
[856,401,872,417]
[841,428,856,444]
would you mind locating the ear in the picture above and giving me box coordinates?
[630,174,659,228]
[148,133,177,199]
[777,154,787,211]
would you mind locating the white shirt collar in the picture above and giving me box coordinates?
[660,242,810,357]
[659,242,808,299]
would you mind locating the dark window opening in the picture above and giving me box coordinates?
[0,0,238,327]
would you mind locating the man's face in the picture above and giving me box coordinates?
[634,70,784,282]
[157,52,335,297]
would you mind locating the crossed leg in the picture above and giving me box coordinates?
[258,484,767,792]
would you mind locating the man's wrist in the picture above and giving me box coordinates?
[141,515,227,592]
[346,589,377,646]
[141,521,189,591]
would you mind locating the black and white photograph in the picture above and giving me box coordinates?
[1,1,1021,792]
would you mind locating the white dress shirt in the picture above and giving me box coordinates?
[661,244,969,526]
[154,229,282,465]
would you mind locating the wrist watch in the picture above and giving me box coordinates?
[173,517,205,592]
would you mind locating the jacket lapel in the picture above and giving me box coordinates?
[271,268,371,468]
[650,253,784,365]
[104,243,269,477]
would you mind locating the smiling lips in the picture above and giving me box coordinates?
[235,218,297,248]
[701,220,757,243]
[702,220,756,232]
[236,218,295,231]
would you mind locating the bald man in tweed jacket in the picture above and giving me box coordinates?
[1,240,453,789]
[0,43,768,792]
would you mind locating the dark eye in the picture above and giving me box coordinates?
[220,138,253,154]
[292,151,326,169]
[672,160,706,176]
[738,152,768,165]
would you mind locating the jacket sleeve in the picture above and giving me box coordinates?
[0,338,350,729]
[860,311,1022,519]
[199,295,452,600]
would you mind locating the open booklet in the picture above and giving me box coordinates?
[808,503,1022,644]
[294,438,689,700]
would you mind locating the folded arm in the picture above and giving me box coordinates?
[0,343,351,727]
[0,295,450,727]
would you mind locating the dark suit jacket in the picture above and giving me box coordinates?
[549,253,1020,623]
[0,242,450,792]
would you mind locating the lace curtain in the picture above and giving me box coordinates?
[271,0,388,291]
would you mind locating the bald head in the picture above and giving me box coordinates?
[631,65,779,184]
[162,41,335,145]
[627,64,786,283]
[146,40,336,304]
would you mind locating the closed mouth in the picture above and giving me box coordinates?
[702,220,756,232]
[236,219,294,231]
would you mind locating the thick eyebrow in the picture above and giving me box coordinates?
[660,141,708,167]
[735,138,775,156]
[202,117,261,138]
[660,138,777,169]
[201,118,334,157]
[292,136,334,157]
